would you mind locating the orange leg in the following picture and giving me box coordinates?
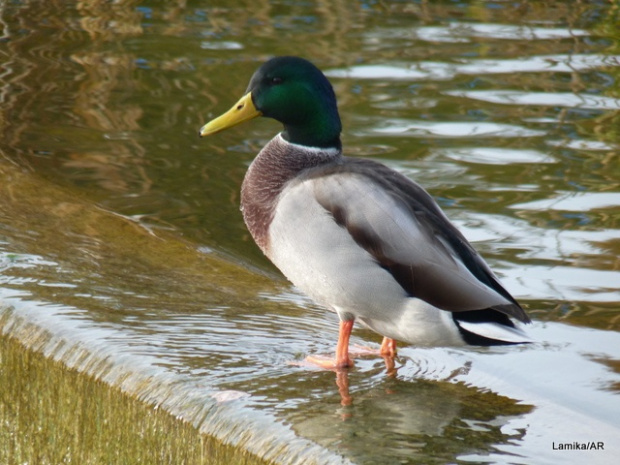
[334,319,355,368]
[379,337,397,376]
[379,337,397,357]
[306,319,355,369]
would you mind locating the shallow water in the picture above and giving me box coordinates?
[1,1,619,464]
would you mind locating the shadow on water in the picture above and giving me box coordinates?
[1,0,620,464]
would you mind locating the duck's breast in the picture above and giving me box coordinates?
[267,174,410,322]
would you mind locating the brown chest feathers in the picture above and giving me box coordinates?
[240,134,341,253]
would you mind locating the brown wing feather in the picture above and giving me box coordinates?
[307,158,530,324]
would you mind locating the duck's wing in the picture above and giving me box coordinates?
[306,158,530,324]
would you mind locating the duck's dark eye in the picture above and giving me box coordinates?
[270,76,283,85]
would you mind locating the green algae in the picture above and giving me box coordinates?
[0,333,269,465]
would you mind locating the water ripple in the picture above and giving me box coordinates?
[362,22,590,45]
[511,192,620,212]
[368,119,545,138]
[448,90,620,111]
[436,147,556,165]
[414,23,590,42]
[326,54,620,81]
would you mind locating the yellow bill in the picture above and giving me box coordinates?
[199,92,261,137]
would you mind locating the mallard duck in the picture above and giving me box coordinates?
[200,56,531,369]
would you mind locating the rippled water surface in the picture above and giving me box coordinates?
[1,1,619,464]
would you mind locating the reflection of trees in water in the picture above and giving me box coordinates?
[1,0,619,308]
[1,0,616,188]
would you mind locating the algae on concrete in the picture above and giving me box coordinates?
[0,333,270,465]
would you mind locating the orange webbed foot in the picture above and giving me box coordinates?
[304,354,354,370]
[294,319,356,370]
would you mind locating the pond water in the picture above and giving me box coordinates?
[1,1,619,464]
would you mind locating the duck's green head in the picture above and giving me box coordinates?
[200,56,342,150]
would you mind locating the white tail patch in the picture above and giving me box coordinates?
[457,321,533,344]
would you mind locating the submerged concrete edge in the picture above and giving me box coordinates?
[0,296,352,465]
